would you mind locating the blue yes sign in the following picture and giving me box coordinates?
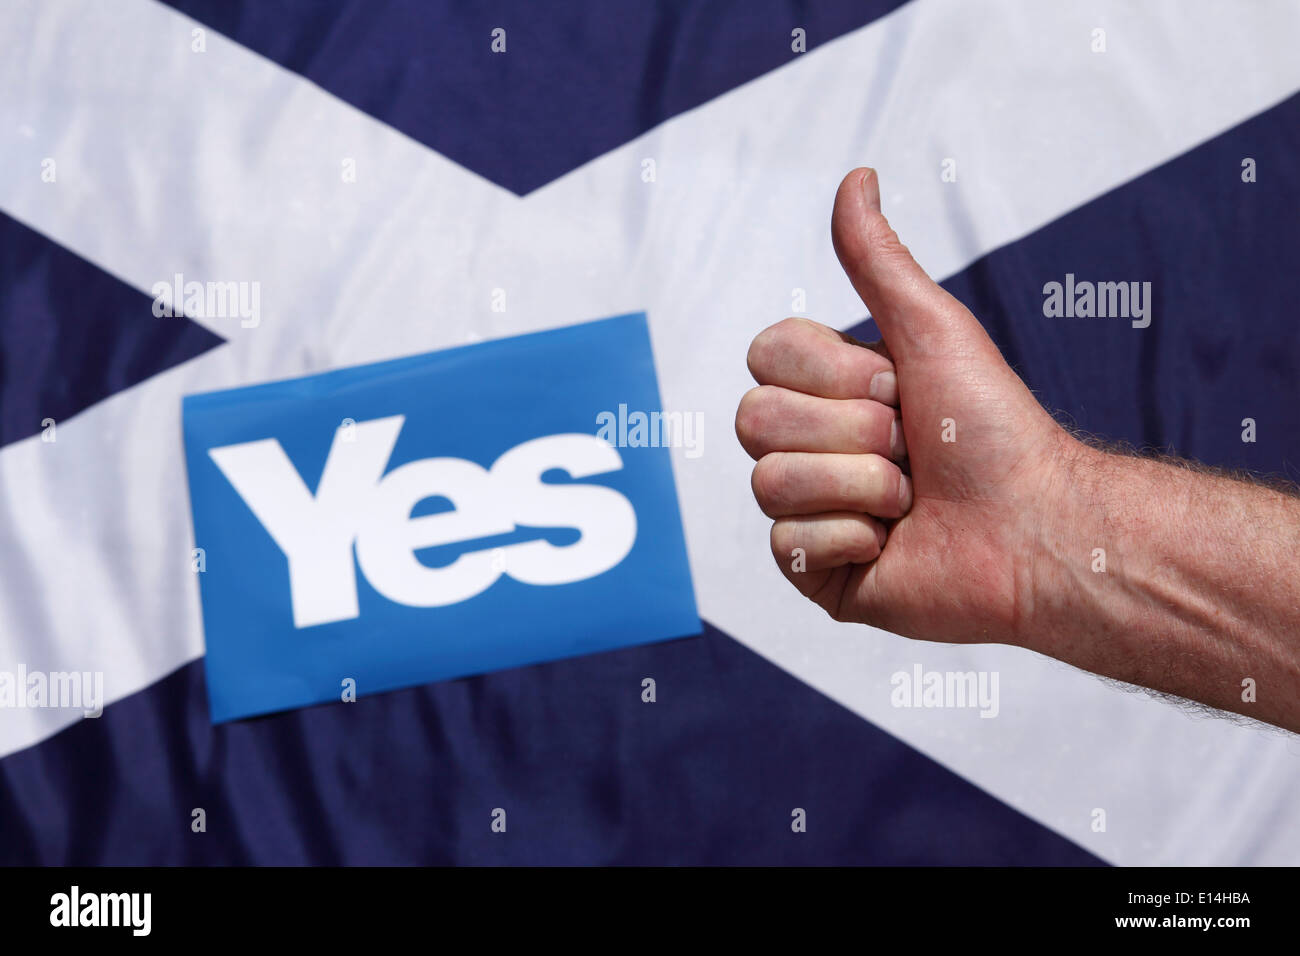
[183,314,699,722]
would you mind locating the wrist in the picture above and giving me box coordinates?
[1013,436,1300,731]
[1013,433,1120,654]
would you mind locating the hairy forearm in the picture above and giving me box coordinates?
[1022,439,1300,732]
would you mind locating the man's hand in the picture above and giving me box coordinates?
[737,167,1300,733]
[738,167,1071,644]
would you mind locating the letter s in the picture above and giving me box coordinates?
[489,434,636,585]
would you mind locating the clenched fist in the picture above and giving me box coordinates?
[736,167,1300,734]
[738,168,1083,646]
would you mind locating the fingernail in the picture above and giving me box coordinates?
[860,167,881,211]
[898,474,912,513]
[870,370,897,404]
[890,417,907,460]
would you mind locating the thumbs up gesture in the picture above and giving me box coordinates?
[737,168,1076,645]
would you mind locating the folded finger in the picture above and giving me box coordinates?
[747,317,898,404]
[736,385,906,461]
[751,451,912,519]
[770,512,887,576]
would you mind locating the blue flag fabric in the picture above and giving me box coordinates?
[1,0,1297,865]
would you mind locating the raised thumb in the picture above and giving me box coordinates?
[831,168,978,362]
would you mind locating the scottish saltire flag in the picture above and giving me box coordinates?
[1,0,1298,865]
